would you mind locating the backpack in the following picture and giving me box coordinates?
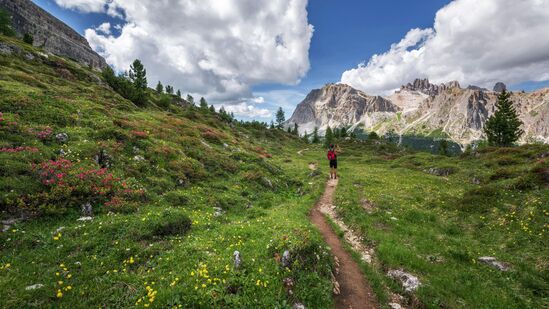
[327,150,336,160]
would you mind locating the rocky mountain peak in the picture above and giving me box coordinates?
[401,78,461,96]
[493,82,507,93]
[0,0,107,70]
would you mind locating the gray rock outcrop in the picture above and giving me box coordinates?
[0,0,107,70]
[493,82,507,93]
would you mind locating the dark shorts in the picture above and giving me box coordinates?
[329,160,337,169]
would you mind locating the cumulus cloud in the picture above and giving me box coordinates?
[217,102,272,119]
[56,0,313,104]
[341,0,549,94]
[95,22,111,35]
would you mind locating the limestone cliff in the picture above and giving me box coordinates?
[0,0,107,69]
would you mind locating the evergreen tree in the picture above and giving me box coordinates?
[302,131,309,144]
[484,90,524,147]
[438,139,449,156]
[368,131,379,140]
[312,127,320,143]
[270,121,275,130]
[209,105,215,113]
[293,123,299,135]
[156,81,163,94]
[199,97,208,110]
[186,95,194,105]
[129,59,147,104]
[0,9,15,37]
[340,126,348,138]
[287,126,292,133]
[275,107,285,129]
[23,33,34,45]
[165,85,174,95]
[325,126,334,147]
[176,90,182,98]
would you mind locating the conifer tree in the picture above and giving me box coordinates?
[186,94,194,105]
[312,127,320,143]
[325,126,334,147]
[275,107,285,129]
[484,90,524,147]
[165,85,174,95]
[176,90,182,98]
[293,123,299,135]
[0,9,15,37]
[129,59,147,104]
[209,105,215,113]
[156,81,163,94]
[199,97,208,110]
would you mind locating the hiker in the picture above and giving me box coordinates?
[327,144,338,179]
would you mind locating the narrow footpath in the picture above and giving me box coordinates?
[310,179,379,309]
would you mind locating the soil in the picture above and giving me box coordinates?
[310,179,379,309]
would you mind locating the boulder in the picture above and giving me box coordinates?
[478,256,510,271]
[281,250,291,268]
[387,269,421,292]
[55,133,69,143]
[81,202,93,217]
[25,284,44,290]
[427,167,454,177]
[233,251,241,269]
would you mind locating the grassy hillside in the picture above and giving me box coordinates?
[333,140,548,308]
[0,35,334,307]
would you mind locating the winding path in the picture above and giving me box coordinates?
[310,179,379,309]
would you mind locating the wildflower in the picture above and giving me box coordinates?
[56,290,63,298]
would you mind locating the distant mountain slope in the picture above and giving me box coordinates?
[0,0,107,69]
[289,79,549,144]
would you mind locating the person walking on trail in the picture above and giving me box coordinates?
[327,144,338,179]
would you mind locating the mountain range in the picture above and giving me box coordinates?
[288,79,549,145]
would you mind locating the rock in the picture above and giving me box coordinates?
[77,216,93,222]
[54,226,65,234]
[283,277,295,295]
[1,218,18,233]
[0,0,107,69]
[389,303,403,309]
[390,217,398,221]
[493,82,507,93]
[233,251,241,269]
[387,269,421,292]
[308,169,321,178]
[25,284,44,290]
[293,303,306,309]
[94,149,112,168]
[261,177,274,188]
[281,250,291,268]
[427,167,454,177]
[81,202,93,217]
[24,52,35,61]
[55,133,69,143]
[133,155,145,162]
[213,207,224,217]
[58,149,67,156]
[478,256,510,271]
[471,177,481,185]
[223,143,229,148]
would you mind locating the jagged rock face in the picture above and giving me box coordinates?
[0,0,107,70]
[290,79,549,145]
[287,83,400,134]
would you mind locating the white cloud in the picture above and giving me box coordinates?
[60,0,313,103]
[341,0,549,94]
[217,102,272,119]
[252,97,265,104]
[95,22,111,35]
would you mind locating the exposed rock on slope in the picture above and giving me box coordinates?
[0,0,107,69]
[289,79,549,145]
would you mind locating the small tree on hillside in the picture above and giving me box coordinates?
[270,121,275,129]
[275,107,285,129]
[156,81,164,94]
[293,123,299,135]
[0,9,15,37]
[186,95,194,105]
[176,90,182,98]
[199,97,209,110]
[129,59,147,104]
[325,126,334,147]
[165,85,174,95]
[23,33,34,45]
[302,131,309,144]
[312,127,320,143]
[209,105,215,113]
[484,90,524,147]
[438,139,449,156]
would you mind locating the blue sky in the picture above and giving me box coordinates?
[31,0,549,121]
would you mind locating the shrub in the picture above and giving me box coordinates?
[23,33,34,45]
[151,212,192,237]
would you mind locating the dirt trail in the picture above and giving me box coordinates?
[310,179,379,309]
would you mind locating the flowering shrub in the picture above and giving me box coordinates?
[131,130,148,139]
[28,158,145,215]
[36,127,53,140]
[0,146,39,153]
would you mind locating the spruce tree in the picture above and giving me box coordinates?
[275,107,285,129]
[438,139,449,156]
[209,105,215,113]
[312,127,320,143]
[293,123,299,135]
[156,81,163,94]
[186,95,195,105]
[165,85,174,95]
[484,90,524,147]
[176,90,182,98]
[325,126,334,147]
[199,97,208,110]
[23,33,34,45]
[129,59,147,104]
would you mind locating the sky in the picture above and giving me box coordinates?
[32,0,549,121]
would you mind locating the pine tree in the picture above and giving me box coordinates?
[165,85,174,95]
[199,97,208,110]
[209,105,215,113]
[23,33,34,45]
[129,59,147,104]
[438,139,449,156]
[325,126,334,147]
[275,107,285,129]
[156,81,163,94]
[302,131,309,144]
[176,90,182,98]
[293,123,299,135]
[287,126,292,133]
[186,95,194,105]
[484,90,524,147]
[312,127,320,143]
[0,9,15,37]
[270,121,275,130]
